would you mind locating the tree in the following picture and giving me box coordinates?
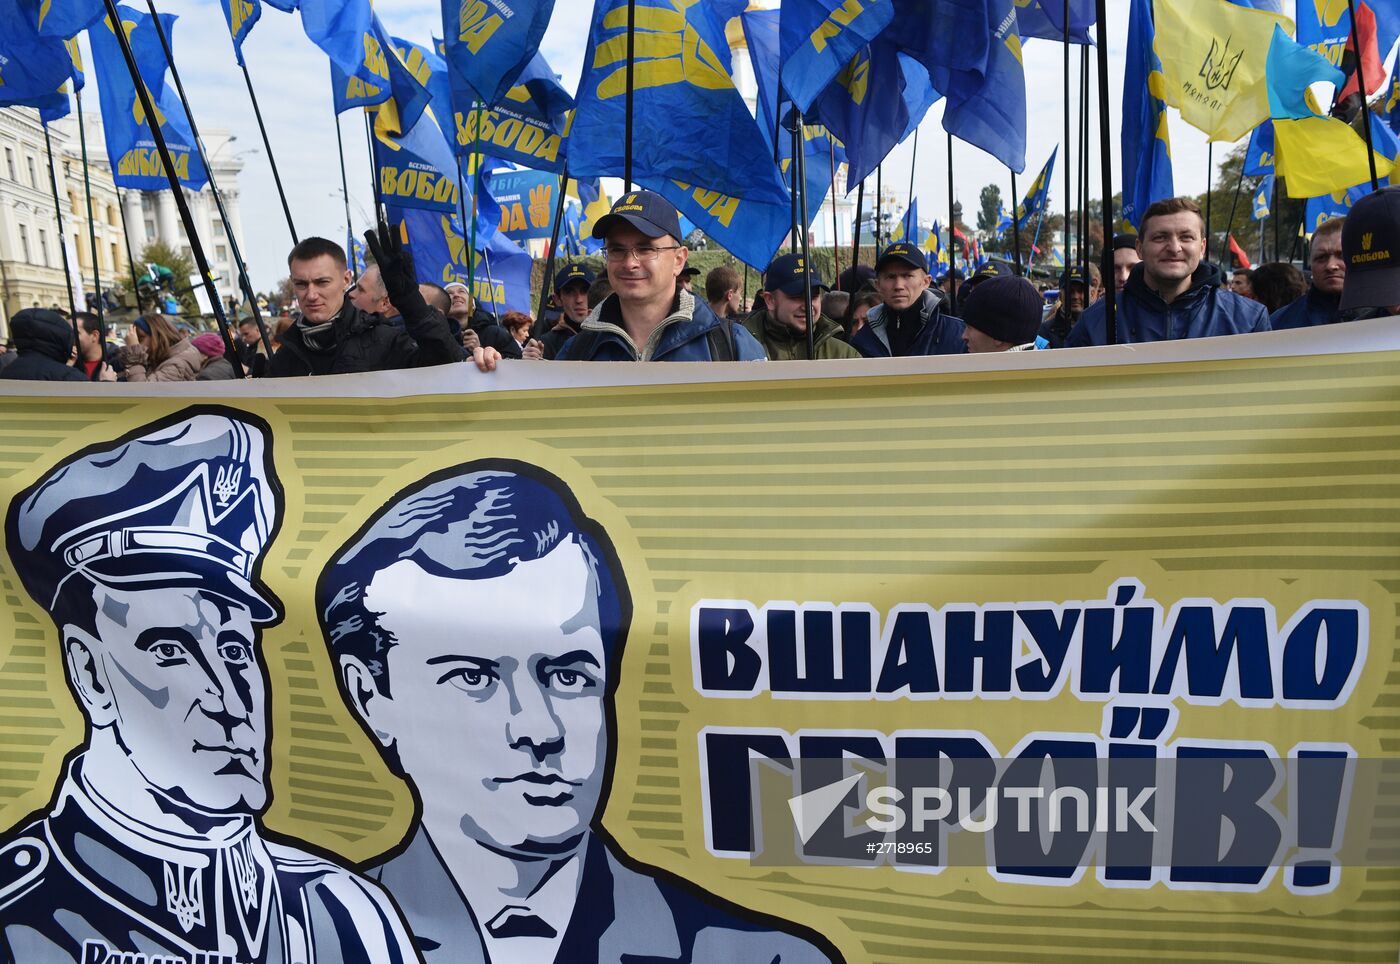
[1193,143,1306,267]
[977,184,1003,234]
[136,241,198,316]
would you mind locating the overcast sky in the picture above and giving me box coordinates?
[96,0,1396,289]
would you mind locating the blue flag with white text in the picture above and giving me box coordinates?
[1120,0,1173,230]
[89,5,208,191]
[439,0,555,108]
[780,0,894,114]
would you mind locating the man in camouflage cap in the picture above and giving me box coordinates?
[0,410,415,964]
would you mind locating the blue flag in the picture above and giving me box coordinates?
[742,8,784,150]
[1243,120,1275,175]
[1386,55,1399,136]
[897,198,918,242]
[298,0,372,75]
[778,125,842,230]
[89,5,208,191]
[891,0,991,88]
[940,0,1026,173]
[330,16,428,129]
[1250,174,1274,219]
[439,0,554,108]
[1304,183,1385,233]
[1015,146,1055,222]
[263,0,296,10]
[995,203,1011,234]
[348,234,367,274]
[221,0,261,65]
[0,0,78,112]
[1013,0,1095,44]
[394,204,533,315]
[27,0,103,38]
[779,0,894,114]
[1120,0,1173,230]
[489,168,562,243]
[449,50,572,172]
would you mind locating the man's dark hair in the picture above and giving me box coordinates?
[1139,197,1205,236]
[1250,261,1307,315]
[73,312,103,337]
[704,266,740,304]
[587,278,613,310]
[317,463,631,699]
[420,282,451,314]
[1233,268,1253,283]
[238,317,259,329]
[287,236,347,270]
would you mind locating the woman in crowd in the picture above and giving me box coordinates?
[118,313,202,382]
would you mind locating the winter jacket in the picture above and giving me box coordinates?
[1270,287,1342,330]
[1037,305,1077,350]
[556,290,767,362]
[118,337,203,382]
[850,289,966,358]
[267,301,464,377]
[538,317,581,360]
[1066,262,1270,346]
[462,308,522,360]
[195,356,239,380]
[742,308,861,360]
[0,310,85,382]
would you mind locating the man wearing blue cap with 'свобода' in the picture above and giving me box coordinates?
[851,242,966,358]
[743,253,860,360]
[0,411,416,964]
[554,191,767,361]
[539,263,596,359]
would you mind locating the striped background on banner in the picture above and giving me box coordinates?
[1,348,1398,962]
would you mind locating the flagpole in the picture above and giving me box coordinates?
[624,0,636,190]
[147,0,272,362]
[829,141,841,284]
[1077,42,1087,274]
[239,62,296,243]
[1223,167,1246,266]
[875,164,883,252]
[41,122,76,318]
[906,127,919,225]
[1063,0,1072,279]
[1204,142,1213,261]
[467,107,483,298]
[537,167,570,330]
[481,247,500,326]
[946,131,956,314]
[364,109,384,221]
[1010,170,1022,273]
[1094,0,1116,345]
[334,112,355,276]
[95,0,243,376]
[1344,0,1380,190]
[74,92,104,345]
[794,108,816,359]
[1273,179,1281,260]
[850,177,864,283]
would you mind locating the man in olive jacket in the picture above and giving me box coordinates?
[742,254,860,361]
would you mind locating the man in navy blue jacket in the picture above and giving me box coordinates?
[851,242,965,357]
[1272,216,1345,330]
[1067,197,1269,346]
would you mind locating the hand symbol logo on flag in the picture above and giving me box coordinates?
[528,184,553,229]
[1312,0,1348,28]
[594,0,730,99]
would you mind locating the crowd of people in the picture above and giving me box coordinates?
[2,185,1397,383]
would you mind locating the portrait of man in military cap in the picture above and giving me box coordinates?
[0,409,416,964]
[316,462,838,964]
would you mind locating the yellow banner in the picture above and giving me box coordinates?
[1,322,1399,962]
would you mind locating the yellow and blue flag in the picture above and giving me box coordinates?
[893,198,918,243]
[1121,0,1173,230]
[394,204,534,314]
[1014,0,1094,45]
[1244,120,1275,175]
[449,50,572,172]
[1267,25,1394,198]
[1251,174,1274,219]
[893,0,991,90]
[331,16,428,129]
[1304,183,1380,233]
[1153,0,1292,142]
[221,0,261,65]
[569,0,791,267]
[812,43,938,186]
[573,177,610,253]
[0,0,78,115]
[939,0,1027,173]
[26,0,103,38]
[298,0,372,76]
[1015,145,1055,222]
[439,0,554,108]
[779,0,894,114]
[89,5,208,191]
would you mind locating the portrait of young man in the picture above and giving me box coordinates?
[0,410,416,964]
[318,463,839,963]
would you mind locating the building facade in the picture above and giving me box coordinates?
[0,106,246,339]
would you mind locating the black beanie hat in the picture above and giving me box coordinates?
[960,275,1044,346]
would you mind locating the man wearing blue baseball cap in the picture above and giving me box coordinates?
[0,412,416,963]
[851,242,966,357]
[539,263,597,359]
[743,253,860,360]
[553,191,767,362]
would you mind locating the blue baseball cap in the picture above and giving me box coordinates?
[554,263,595,293]
[876,242,927,272]
[590,190,683,241]
[763,253,829,296]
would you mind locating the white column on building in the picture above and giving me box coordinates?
[121,188,144,259]
[155,190,178,247]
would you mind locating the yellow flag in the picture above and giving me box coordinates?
[1153,0,1292,142]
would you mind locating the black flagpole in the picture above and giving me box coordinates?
[41,122,76,317]
[364,109,384,221]
[1204,142,1214,261]
[1094,0,1116,345]
[1010,170,1022,274]
[624,0,636,190]
[96,0,242,375]
[1223,166,1246,267]
[1077,43,1087,273]
[875,163,883,252]
[1063,0,1072,276]
[794,109,816,359]
[147,0,272,361]
[829,140,840,283]
[906,126,919,234]
[74,91,104,347]
[239,62,296,242]
[1344,0,1380,190]
[946,131,956,314]
[537,167,570,330]
[850,176,864,280]
[334,112,355,276]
